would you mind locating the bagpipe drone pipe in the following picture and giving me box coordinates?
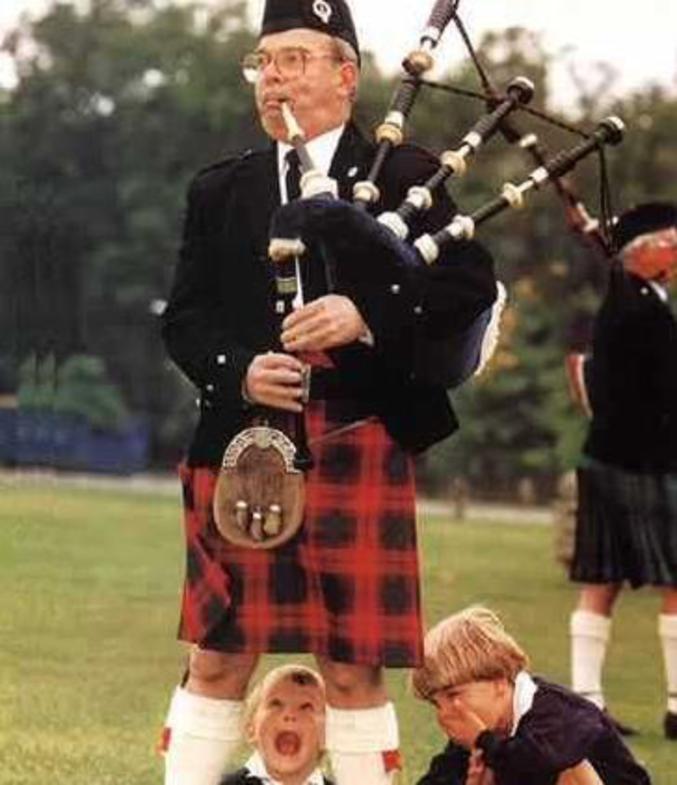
[268,0,625,388]
[439,8,618,264]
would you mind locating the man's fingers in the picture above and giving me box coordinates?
[281,313,330,344]
[245,350,307,411]
[257,368,304,386]
[280,295,366,351]
[256,382,304,412]
[252,386,304,412]
[282,325,335,352]
[281,299,324,330]
[282,313,347,350]
[255,352,304,371]
[249,374,304,400]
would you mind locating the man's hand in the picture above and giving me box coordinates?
[244,352,305,413]
[281,294,369,352]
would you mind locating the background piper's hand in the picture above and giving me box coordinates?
[244,352,305,413]
[281,294,368,352]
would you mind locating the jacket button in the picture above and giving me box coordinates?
[217,354,227,365]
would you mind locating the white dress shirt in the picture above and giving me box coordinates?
[276,124,345,205]
[510,670,539,735]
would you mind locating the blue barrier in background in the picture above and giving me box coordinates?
[2,410,149,475]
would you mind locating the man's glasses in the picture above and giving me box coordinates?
[241,46,343,84]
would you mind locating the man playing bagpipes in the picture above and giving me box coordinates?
[568,202,677,739]
[159,1,497,784]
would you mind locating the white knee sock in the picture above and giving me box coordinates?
[326,703,401,785]
[659,614,677,714]
[570,610,611,710]
[162,686,243,785]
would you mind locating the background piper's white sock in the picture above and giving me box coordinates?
[326,702,401,785]
[659,614,677,714]
[570,609,611,710]
[163,686,243,785]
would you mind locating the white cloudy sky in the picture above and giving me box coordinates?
[2,0,677,108]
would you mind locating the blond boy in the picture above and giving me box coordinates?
[412,607,650,785]
[219,665,333,785]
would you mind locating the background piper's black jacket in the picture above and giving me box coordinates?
[162,123,496,465]
[416,678,651,785]
[584,262,677,473]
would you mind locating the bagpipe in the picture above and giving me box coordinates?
[214,0,625,548]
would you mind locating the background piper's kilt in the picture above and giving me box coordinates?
[570,457,677,588]
[177,399,423,667]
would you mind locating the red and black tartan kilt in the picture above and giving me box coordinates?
[177,399,423,668]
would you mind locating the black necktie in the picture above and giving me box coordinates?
[285,148,301,202]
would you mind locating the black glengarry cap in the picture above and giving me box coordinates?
[613,201,677,249]
[260,0,360,64]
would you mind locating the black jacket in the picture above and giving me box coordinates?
[162,123,496,464]
[584,263,677,473]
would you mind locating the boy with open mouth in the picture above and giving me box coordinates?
[220,665,332,785]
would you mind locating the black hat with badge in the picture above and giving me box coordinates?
[613,201,677,249]
[260,0,360,65]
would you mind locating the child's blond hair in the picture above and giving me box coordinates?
[411,606,529,701]
[243,664,326,731]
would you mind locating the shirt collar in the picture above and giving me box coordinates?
[510,671,538,735]
[277,124,345,180]
[245,751,325,785]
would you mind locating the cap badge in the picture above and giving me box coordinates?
[312,0,332,25]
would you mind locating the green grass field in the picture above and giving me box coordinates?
[0,479,673,784]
